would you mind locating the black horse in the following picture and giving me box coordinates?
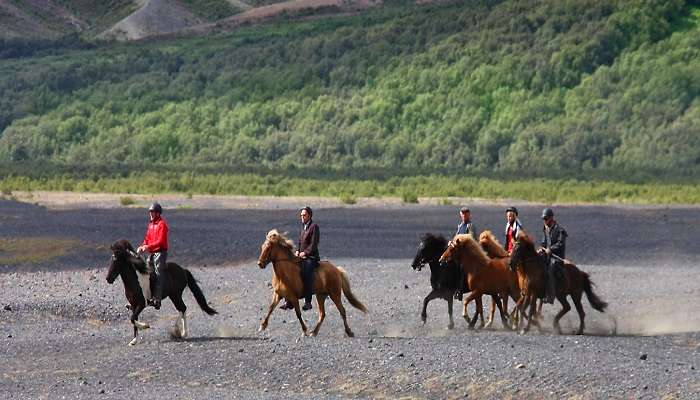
[106,239,217,345]
[411,233,502,329]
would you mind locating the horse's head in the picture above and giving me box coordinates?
[479,230,509,258]
[411,233,448,271]
[509,231,535,272]
[257,229,294,269]
[107,239,134,284]
[438,236,460,264]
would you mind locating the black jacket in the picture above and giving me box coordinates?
[541,221,567,259]
[298,221,320,259]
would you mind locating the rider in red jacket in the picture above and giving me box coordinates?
[136,203,169,309]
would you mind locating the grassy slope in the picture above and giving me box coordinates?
[0,1,698,204]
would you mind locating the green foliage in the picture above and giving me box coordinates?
[0,0,698,192]
[180,0,239,20]
[339,193,357,204]
[119,196,136,206]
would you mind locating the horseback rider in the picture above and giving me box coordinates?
[280,206,320,311]
[538,207,568,304]
[296,206,320,311]
[504,206,522,255]
[453,206,477,300]
[136,202,169,310]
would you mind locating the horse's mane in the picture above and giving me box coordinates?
[421,232,448,247]
[453,234,490,265]
[266,229,296,258]
[111,239,152,275]
[479,230,509,258]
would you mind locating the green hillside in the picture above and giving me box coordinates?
[0,0,699,195]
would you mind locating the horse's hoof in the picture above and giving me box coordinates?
[258,324,266,332]
[447,323,454,330]
[346,331,355,338]
[128,338,137,346]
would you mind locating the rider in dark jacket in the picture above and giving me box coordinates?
[539,207,567,303]
[296,206,319,311]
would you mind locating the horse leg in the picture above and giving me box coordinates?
[259,292,281,332]
[421,290,440,325]
[498,295,510,329]
[463,292,479,329]
[129,304,147,346]
[291,299,309,337]
[171,294,188,338]
[475,295,485,329]
[521,295,535,334]
[553,296,572,335]
[330,292,354,338]
[310,294,327,336]
[484,296,496,329]
[447,296,454,330]
[462,295,470,322]
[572,293,586,335]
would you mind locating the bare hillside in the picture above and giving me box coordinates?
[99,0,203,41]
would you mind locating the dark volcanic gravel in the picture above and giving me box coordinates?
[0,199,699,399]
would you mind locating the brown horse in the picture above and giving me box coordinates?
[479,230,542,326]
[509,231,608,335]
[256,229,368,337]
[439,234,520,329]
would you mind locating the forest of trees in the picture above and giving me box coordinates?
[0,0,698,183]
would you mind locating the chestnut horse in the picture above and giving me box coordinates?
[439,234,519,329]
[256,229,368,337]
[509,231,607,335]
[479,230,542,326]
[106,239,218,345]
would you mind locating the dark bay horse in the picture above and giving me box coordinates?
[439,234,519,329]
[411,233,500,329]
[106,239,218,345]
[256,229,368,337]
[509,231,607,335]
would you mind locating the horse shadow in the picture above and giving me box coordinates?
[172,335,265,343]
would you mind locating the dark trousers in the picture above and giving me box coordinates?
[148,251,168,300]
[545,256,561,302]
[301,258,318,304]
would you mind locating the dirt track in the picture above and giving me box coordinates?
[1,198,699,398]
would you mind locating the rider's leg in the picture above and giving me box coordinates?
[150,251,168,309]
[453,262,465,301]
[545,257,556,304]
[301,259,316,310]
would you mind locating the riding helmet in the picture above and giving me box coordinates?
[505,206,518,216]
[148,202,163,214]
[542,207,554,219]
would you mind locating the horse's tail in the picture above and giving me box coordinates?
[337,266,368,314]
[582,272,607,313]
[186,270,218,316]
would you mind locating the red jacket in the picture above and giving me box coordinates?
[142,216,169,252]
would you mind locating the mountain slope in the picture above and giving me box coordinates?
[0,0,698,180]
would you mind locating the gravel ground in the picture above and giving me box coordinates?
[1,198,699,399]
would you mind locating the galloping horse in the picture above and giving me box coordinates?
[256,229,368,337]
[412,233,494,329]
[106,239,218,345]
[439,234,519,329]
[479,230,541,326]
[509,231,607,335]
